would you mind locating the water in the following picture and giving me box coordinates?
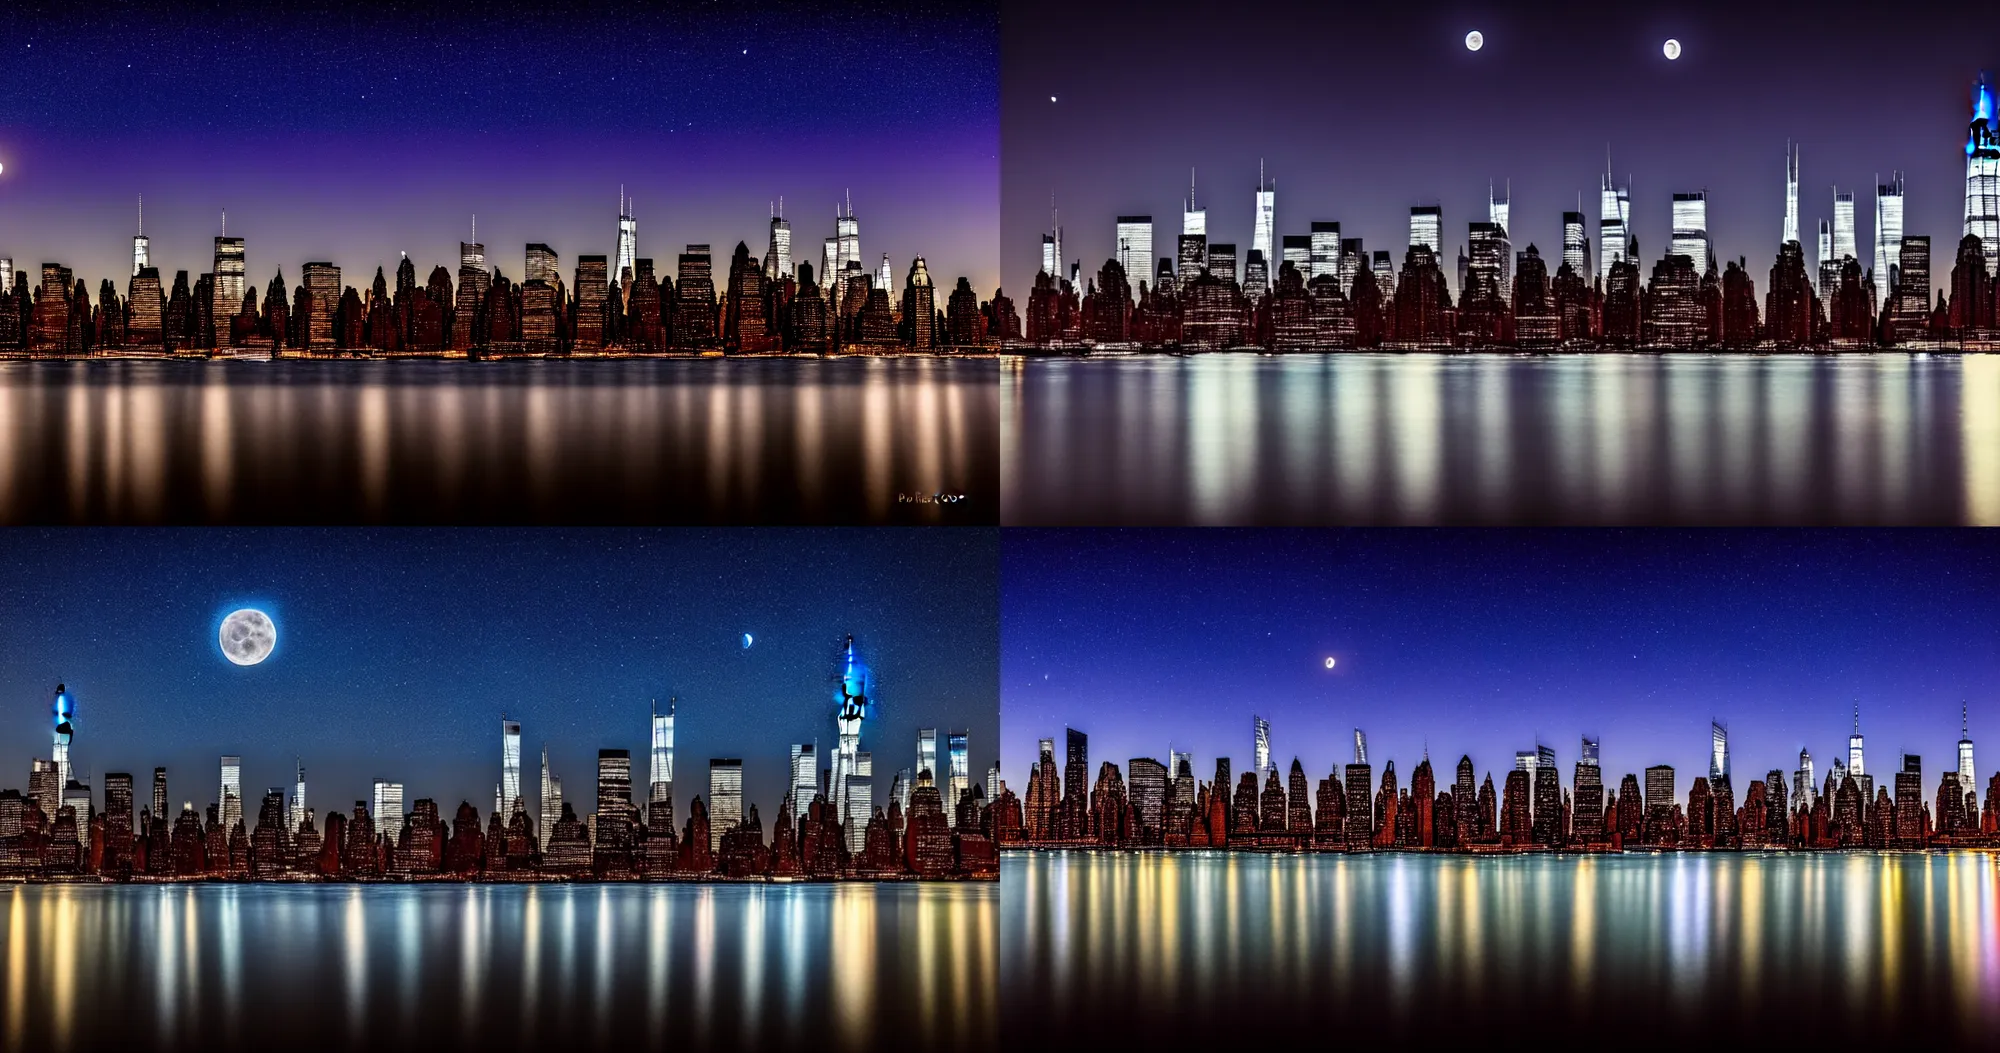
[0,882,996,1053]
[1002,850,2000,1044]
[1001,353,2000,524]
[0,358,997,524]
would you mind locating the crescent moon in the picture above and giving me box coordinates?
[742,633,754,648]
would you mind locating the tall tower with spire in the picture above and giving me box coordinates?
[614,186,638,288]
[133,196,150,277]
[1782,141,1800,248]
[1249,159,1275,296]
[831,635,873,852]
[51,683,75,801]
[1960,701,1976,783]
[1598,148,1631,277]
[764,198,791,280]
[1874,173,1905,309]
[650,696,675,805]
[1966,74,2000,273]
[1849,700,1865,777]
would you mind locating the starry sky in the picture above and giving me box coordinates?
[0,528,999,825]
[1003,530,2000,805]
[1005,0,1993,298]
[0,0,999,299]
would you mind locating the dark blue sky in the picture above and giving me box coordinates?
[0,528,998,824]
[0,0,999,297]
[1003,530,2000,804]
[1004,0,1993,297]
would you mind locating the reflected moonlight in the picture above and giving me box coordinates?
[218,608,276,666]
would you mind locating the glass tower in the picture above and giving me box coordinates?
[790,743,817,811]
[1966,76,2000,273]
[1709,721,1729,783]
[1961,701,1976,784]
[1115,216,1153,299]
[1352,728,1368,766]
[219,755,242,833]
[614,187,637,288]
[1408,206,1442,257]
[1309,222,1340,281]
[1599,160,1631,276]
[650,698,675,805]
[133,196,149,278]
[290,759,306,834]
[1832,191,1857,266]
[1670,192,1709,265]
[1581,736,1600,767]
[708,759,742,852]
[371,779,403,835]
[1253,716,1272,781]
[1251,161,1274,287]
[51,684,75,804]
[947,731,969,820]
[499,719,522,820]
[1849,702,1865,777]
[1874,174,1905,307]
[539,747,560,841]
[765,209,791,280]
[918,728,939,784]
[832,636,872,851]
[1562,212,1588,278]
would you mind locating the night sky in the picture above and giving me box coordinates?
[0,0,999,298]
[1003,530,2000,804]
[1004,0,1995,298]
[0,528,999,825]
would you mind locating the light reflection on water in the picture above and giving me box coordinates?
[0,358,996,524]
[1001,353,2000,524]
[0,882,995,1053]
[1002,850,2000,1043]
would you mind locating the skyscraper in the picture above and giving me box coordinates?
[371,779,403,836]
[1849,702,1866,777]
[212,223,245,343]
[1874,174,1905,308]
[525,243,559,286]
[1183,169,1205,238]
[499,719,522,820]
[539,746,561,841]
[1309,222,1340,282]
[133,196,149,278]
[1783,141,1800,248]
[1353,728,1369,766]
[290,759,305,835]
[790,743,818,811]
[614,187,637,291]
[1961,701,1976,784]
[947,731,970,819]
[1409,206,1442,257]
[650,698,675,805]
[1794,747,1816,807]
[1253,716,1272,782]
[1670,192,1709,265]
[153,766,168,824]
[1709,721,1729,783]
[1488,181,1513,290]
[831,636,872,851]
[1600,158,1632,276]
[51,684,74,802]
[708,758,742,852]
[1817,220,1835,293]
[596,749,633,851]
[1832,190,1857,267]
[1179,171,1207,281]
[1967,75,2000,273]
[219,754,241,833]
[1251,161,1275,291]
[837,196,861,283]
[1115,216,1153,301]
[765,203,792,280]
[918,728,940,784]
[1562,212,1588,278]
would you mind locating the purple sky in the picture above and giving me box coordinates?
[1003,0,1993,298]
[0,0,998,298]
[1003,529,2000,807]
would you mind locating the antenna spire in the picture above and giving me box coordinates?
[137,195,142,235]
[220,208,225,236]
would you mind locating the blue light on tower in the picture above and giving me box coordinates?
[53,683,74,744]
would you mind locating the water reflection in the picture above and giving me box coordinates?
[0,358,995,524]
[0,882,995,1053]
[1002,353,2000,524]
[1002,850,2000,1044]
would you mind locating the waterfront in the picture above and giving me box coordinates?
[1001,353,2000,524]
[0,357,996,524]
[1002,850,2000,1044]
[0,881,995,1053]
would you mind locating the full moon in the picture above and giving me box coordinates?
[1465,30,1483,52]
[1663,38,1681,60]
[219,609,276,666]
[1324,657,1337,670]
[742,633,754,649]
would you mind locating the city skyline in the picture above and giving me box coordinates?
[1003,1,1986,302]
[1002,529,2000,809]
[0,0,1000,295]
[0,529,999,825]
